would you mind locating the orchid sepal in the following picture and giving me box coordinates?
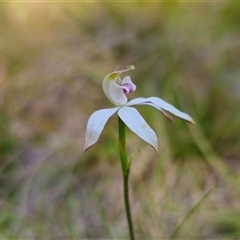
[84,107,119,152]
[118,106,159,151]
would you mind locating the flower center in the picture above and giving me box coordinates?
[121,83,136,95]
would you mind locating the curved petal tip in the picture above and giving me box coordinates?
[111,65,135,73]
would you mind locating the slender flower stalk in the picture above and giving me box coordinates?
[118,117,135,239]
[83,66,195,239]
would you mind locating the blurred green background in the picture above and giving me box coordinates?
[1,2,240,239]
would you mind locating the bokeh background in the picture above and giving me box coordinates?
[1,2,240,239]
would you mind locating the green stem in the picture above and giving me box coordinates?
[123,170,135,240]
[118,117,135,240]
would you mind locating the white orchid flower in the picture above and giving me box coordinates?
[84,66,195,152]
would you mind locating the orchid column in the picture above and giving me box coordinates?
[84,66,195,239]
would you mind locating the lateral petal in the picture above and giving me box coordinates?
[127,97,147,106]
[147,97,195,123]
[127,98,173,122]
[143,102,174,122]
[118,107,158,151]
[84,107,119,152]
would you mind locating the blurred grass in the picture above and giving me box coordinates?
[1,2,240,239]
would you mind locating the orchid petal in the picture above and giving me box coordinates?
[142,102,174,122]
[109,81,128,105]
[127,97,195,124]
[127,98,173,122]
[122,76,137,91]
[122,76,133,84]
[118,107,158,151]
[147,97,195,123]
[84,107,119,152]
[121,76,136,95]
[127,97,147,106]
[102,66,135,106]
